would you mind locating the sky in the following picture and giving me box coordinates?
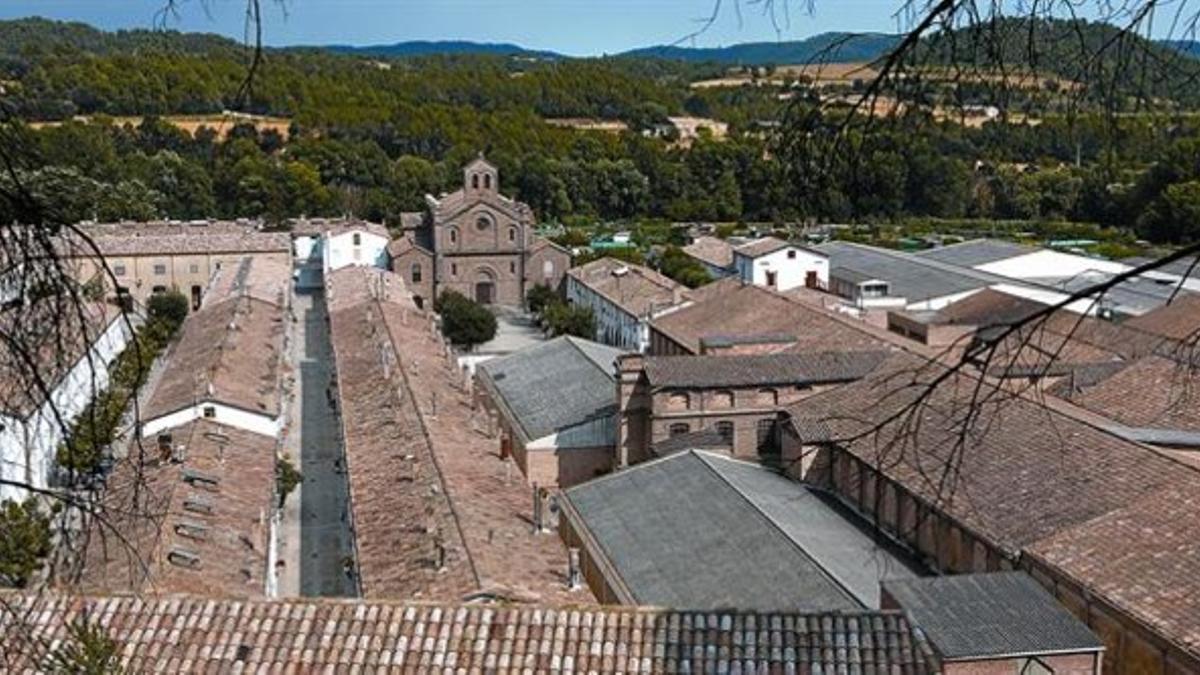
[0,1,901,55]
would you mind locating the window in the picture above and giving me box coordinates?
[715,421,734,444]
[861,282,889,298]
[153,264,167,275]
[202,406,216,419]
[449,229,458,245]
[543,260,554,279]
[787,249,796,259]
[152,285,167,294]
[756,418,779,456]
[189,263,200,274]
[352,233,361,246]
[113,264,127,276]
[472,174,480,189]
[411,264,422,284]
[508,226,517,242]
[509,262,516,274]
[451,263,458,276]
[476,216,490,231]
[484,174,492,189]
[711,390,735,409]
[669,423,690,437]
[758,388,778,406]
[667,392,690,411]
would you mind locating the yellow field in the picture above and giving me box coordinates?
[28,112,293,140]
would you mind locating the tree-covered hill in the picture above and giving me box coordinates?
[618,32,900,65]
[324,40,563,59]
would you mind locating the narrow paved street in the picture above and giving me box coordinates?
[278,288,357,598]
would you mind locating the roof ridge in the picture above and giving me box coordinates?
[691,451,865,608]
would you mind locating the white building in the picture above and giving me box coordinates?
[0,306,132,501]
[565,258,690,353]
[290,218,391,287]
[732,237,829,291]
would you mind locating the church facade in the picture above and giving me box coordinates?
[389,156,570,309]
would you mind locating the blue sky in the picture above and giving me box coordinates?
[0,1,900,55]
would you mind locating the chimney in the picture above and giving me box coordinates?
[567,548,582,590]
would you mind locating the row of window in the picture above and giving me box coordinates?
[666,389,780,410]
[113,263,203,277]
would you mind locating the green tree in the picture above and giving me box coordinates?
[544,301,596,339]
[526,284,558,315]
[435,290,497,349]
[147,290,189,332]
[1139,180,1200,244]
[276,458,303,508]
[0,498,53,588]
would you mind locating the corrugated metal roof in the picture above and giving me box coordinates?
[915,239,1034,267]
[819,242,1005,302]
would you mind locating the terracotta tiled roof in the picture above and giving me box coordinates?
[326,266,593,604]
[651,280,890,355]
[145,294,286,421]
[644,351,891,389]
[1053,355,1200,432]
[0,300,124,418]
[734,236,814,259]
[1027,472,1200,659]
[1,593,935,673]
[567,258,688,319]
[1125,293,1200,341]
[289,217,390,239]
[325,267,478,600]
[82,231,291,257]
[77,419,277,597]
[787,352,1182,554]
[202,255,291,308]
[682,236,735,269]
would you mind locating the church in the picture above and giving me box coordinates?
[389,156,570,309]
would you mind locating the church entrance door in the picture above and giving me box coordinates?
[475,282,495,304]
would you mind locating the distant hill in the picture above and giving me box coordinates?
[618,32,900,65]
[324,40,563,60]
[1159,39,1200,58]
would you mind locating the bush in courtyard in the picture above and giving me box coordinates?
[525,284,558,315]
[435,290,497,349]
[543,301,596,339]
[147,290,189,333]
[276,458,303,508]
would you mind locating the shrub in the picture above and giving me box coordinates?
[435,290,497,349]
[0,498,53,588]
[146,290,189,333]
[276,458,303,508]
[543,301,596,339]
[525,284,557,315]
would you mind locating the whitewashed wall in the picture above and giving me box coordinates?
[0,316,132,502]
[566,277,649,352]
[735,247,828,291]
[323,230,390,272]
[141,402,281,439]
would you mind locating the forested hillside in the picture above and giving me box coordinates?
[1,17,1198,244]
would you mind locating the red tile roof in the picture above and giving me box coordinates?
[1125,293,1200,341]
[77,419,277,598]
[567,257,688,319]
[326,266,594,605]
[144,294,286,422]
[650,280,894,355]
[2,593,934,673]
[682,236,735,268]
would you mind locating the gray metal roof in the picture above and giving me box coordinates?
[644,351,892,389]
[818,242,1005,303]
[883,573,1103,661]
[477,336,625,443]
[564,450,924,611]
[1027,272,1189,316]
[915,239,1034,267]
